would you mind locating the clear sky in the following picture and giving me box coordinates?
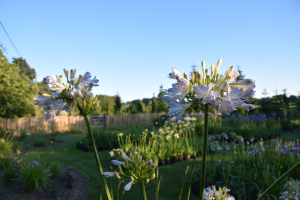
[1,0,300,102]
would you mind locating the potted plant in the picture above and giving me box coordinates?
[158,149,167,166]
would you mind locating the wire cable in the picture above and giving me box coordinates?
[0,21,22,57]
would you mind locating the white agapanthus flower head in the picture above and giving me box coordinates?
[163,58,256,118]
[34,70,100,120]
[204,185,235,200]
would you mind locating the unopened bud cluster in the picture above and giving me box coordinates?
[102,149,158,191]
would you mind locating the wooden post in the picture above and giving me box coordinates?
[103,113,107,129]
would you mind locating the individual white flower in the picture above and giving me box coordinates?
[216,67,240,83]
[163,84,188,102]
[220,87,244,106]
[76,72,99,92]
[168,67,183,80]
[42,108,56,120]
[25,132,31,136]
[168,101,192,118]
[124,181,133,191]
[67,88,83,98]
[34,95,54,106]
[193,83,217,105]
[1,139,4,144]
[166,135,171,140]
[44,76,66,94]
[237,103,255,111]
[111,160,125,167]
[174,133,179,139]
[217,97,236,115]
[229,79,255,90]
[217,146,223,151]
[177,76,190,89]
[102,172,117,178]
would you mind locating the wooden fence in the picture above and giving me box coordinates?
[0,113,165,135]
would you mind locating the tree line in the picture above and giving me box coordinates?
[0,45,299,118]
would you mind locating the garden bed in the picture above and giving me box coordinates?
[0,166,87,200]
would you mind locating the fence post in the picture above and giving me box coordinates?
[103,113,107,129]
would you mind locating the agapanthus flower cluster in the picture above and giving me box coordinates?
[247,142,265,155]
[102,149,157,192]
[163,59,255,118]
[276,140,300,156]
[204,185,235,200]
[34,69,100,120]
[279,178,300,200]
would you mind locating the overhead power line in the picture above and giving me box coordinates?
[0,21,22,57]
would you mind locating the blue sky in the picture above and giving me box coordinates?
[1,0,300,102]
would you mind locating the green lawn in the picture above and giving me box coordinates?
[26,134,201,200]
[25,133,300,200]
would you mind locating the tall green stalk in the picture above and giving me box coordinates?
[199,104,209,200]
[78,103,112,200]
[187,157,196,200]
[258,160,300,200]
[140,181,147,200]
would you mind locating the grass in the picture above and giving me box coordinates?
[24,133,300,200]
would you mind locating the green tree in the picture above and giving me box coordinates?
[114,93,122,114]
[157,85,168,113]
[0,49,37,117]
[235,66,245,81]
[136,100,145,113]
[127,102,137,114]
[151,97,158,113]
[12,57,36,82]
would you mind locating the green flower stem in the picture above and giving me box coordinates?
[77,102,112,200]
[179,167,189,200]
[156,165,159,200]
[257,160,300,200]
[140,181,147,200]
[199,103,209,200]
[187,157,196,200]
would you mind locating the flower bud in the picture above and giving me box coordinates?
[228,66,234,75]
[124,181,133,191]
[150,172,155,180]
[211,65,214,76]
[147,160,153,167]
[183,72,187,79]
[201,61,205,75]
[102,172,116,178]
[214,58,222,76]
[70,69,74,79]
[114,171,121,179]
[131,176,135,181]
[120,150,126,160]
[198,74,203,85]
[189,85,194,93]
[59,76,63,84]
[65,83,70,91]
[63,69,68,79]
[191,73,195,84]
[118,166,124,174]
[207,75,211,83]
[137,147,140,154]
[205,69,208,76]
